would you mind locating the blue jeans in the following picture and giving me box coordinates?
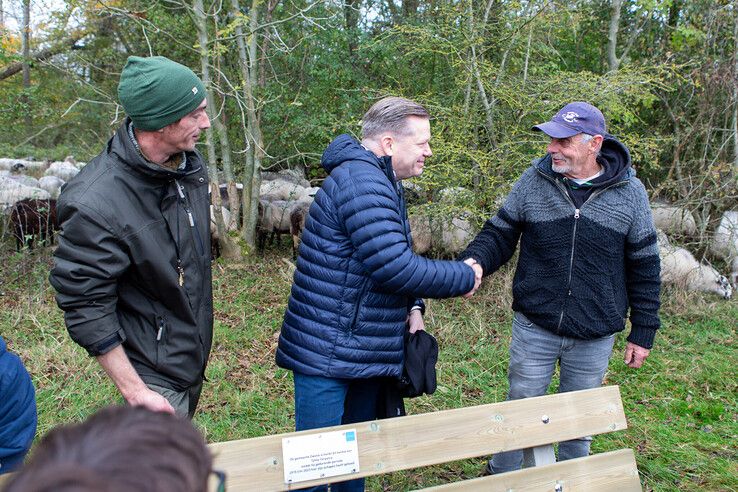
[293,372,384,492]
[488,312,616,474]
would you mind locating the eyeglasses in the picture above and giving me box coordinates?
[211,469,227,492]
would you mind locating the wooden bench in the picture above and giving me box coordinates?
[209,385,641,491]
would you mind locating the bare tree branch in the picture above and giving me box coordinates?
[0,30,87,82]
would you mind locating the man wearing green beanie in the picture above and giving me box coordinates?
[50,56,214,418]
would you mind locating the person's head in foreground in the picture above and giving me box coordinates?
[2,406,220,492]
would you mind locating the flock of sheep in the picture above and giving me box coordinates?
[0,157,79,204]
[652,204,736,299]
[2,158,737,300]
[0,157,81,250]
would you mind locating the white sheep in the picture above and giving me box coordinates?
[38,176,66,199]
[288,199,313,258]
[259,178,306,202]
[299,187,320,201]
[6,174,40,188]
[0,158,45,172]
[651,203,697,236]
[261,169,311,188]
[45,161,80,182]
[709,210,738,286]
[657,230,732,299]
[0,178,51,212]
[257,199,293,249]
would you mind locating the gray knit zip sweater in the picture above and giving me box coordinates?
[459,138,661,348]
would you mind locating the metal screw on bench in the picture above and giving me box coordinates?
[541,414,550,424]
[554,483,563,492]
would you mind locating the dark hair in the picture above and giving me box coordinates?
[3,406,212,492]
[361,96,430,140]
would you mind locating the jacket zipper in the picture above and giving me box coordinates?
[156,316,165,341]
[175,179,204,258]
[537,168,628,333]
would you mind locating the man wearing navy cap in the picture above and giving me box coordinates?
[459,102,661,473]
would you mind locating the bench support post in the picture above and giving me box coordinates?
[523,444,555,467]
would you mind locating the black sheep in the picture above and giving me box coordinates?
[9,198,58,251]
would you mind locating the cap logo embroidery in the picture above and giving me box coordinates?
[192,87,198,95]
[562,111,579,123]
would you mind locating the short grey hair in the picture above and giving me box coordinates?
[361,97,430,140]
[578,133,603,156]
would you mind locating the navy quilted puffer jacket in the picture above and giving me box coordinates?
[276,135,475,379]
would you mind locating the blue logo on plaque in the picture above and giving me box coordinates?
[345,431,355,442]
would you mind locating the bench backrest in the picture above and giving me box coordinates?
[209,385,630,491]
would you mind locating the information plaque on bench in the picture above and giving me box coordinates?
[282,428,360,484]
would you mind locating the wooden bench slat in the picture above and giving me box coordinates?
[415,449,641,492]
[210,386,627,491]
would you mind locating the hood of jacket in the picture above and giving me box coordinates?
[321,134,393,178]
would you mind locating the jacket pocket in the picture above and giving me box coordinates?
[347,282,369,335]
[601,281,626,329]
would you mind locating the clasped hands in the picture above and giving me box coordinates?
[463,258,483,298]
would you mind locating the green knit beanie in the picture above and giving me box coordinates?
[118,56,206,131]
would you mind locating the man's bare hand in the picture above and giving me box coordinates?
[463,258,483,298]
[127,387,176,414]
[624,342,650,368]
[407,309,425,334]
[97,346,176,414]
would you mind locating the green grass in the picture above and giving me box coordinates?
[0,242,736,491]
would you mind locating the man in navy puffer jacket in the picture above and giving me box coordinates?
[0,336,37,474]
[276,97,481,491]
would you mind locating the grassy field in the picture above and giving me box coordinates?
[0,242,735,491]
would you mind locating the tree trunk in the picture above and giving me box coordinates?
[733,3,738,177]
[402,0,419,19]
[229,0,265,250]
[344,0,360,56]
[21,0,31,129]
[213,9,240,231]
[193,0,242,261]
[660,0,681,53]
[607,0,622,72]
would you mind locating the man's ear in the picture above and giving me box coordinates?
[590,134,604,153]
[380,134,395,156]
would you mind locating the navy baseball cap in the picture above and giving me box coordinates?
[533,102,607,138]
